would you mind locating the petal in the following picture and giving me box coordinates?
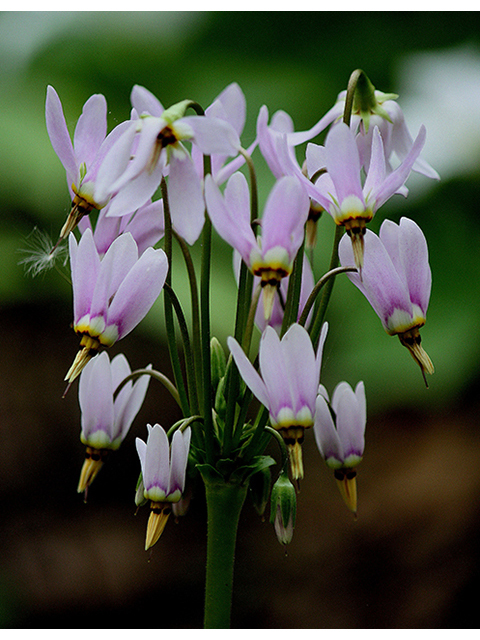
[227,336,270,409]
[130,84,165,117]
[45,86,78,185]
[339,230,413,333]
[258,327,292,421]
[106,247,168,339]
[398,217,431,315]
[79,352,115,444]
[181,116,240,156]
[123,199,165,254]
[114,364,152,442]
[313,394,343,464]
[362,126,386,202]
[325,122,365,206]
[144,424,170,496]
[168,152,205,245]
[281,324,318,419]
[205,173,256,263]
[261,176,309,259]
[372,126,426,210]
[89,232,139,320]
[168,428,191,497]
[331,382,365,460]
[70,229,101,324]
[208,82,246,137]
[74,93,107,169]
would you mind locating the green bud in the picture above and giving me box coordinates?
[210,337,227,392]
[351,70,398,133]
[249,466,272,518]
[270,470,296,545]
[214,375,227,419]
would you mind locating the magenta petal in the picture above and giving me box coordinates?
[208,82,246,136]
[281,324,318,418]
[331,382,365,459]
[258,328,291,420]
[398,218,431,315]
[106,247,168,339]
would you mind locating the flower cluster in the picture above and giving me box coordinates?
[39,69,437,554]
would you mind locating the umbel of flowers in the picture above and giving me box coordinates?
[33,69,438,628]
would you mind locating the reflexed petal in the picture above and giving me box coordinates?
[130,84,165,117]
[168,153,205,245]
[114,364,152,442]
[281,324,318,418]
[205,173,256,263]
[45,86,78,185]
[143,424,170,496]
[208,82,246,136]
[106,160,164,218]
[227,336,270,409]
[398,217,431,315]
[70,229,101,324]
[261,176,309,257]
[181,115,240,155]
[313,394,343,465]
[339,230,413,333]
[258,327,291,421]
[79,352,115,443]
[94,120,139,205]
[363,126,386,201]
[168,428,191,497]
[331,382,365,460]
[123,199,165,254]
[372,126,426,210]
[74,94,107,168]
[106,246,168,339]
[325,122,364,206]
[89,232,139,320]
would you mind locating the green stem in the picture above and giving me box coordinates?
[202,473,249,628]
[201,214,215,464]
[280,239,305,337]
[309,223,344,348]
[161,178,190,416]
[113,368,180,408]
[173,230,203,402]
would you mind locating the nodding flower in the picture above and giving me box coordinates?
[136,424,191,550]
[228,322,328,480]
[65,228,168,385]
[339,216,434,384]
[205,172,310,322]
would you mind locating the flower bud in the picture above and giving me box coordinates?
[210,337,227,393]
[269,470,296,545]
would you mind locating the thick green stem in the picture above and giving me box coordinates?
[202,474,249,628]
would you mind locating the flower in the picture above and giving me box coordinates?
[98,88,241,244]
[65,228,168,384]
[331,88,440,184]
[313,381,366,514]
[77,352,152,494]
[227,322,328,480]
[305,121,427,271]
[136,424,191,549]
[45,86,135,241]
[205,172,310,320]
[339,217,434,383]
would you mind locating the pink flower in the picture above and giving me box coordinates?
[65,228,168,383]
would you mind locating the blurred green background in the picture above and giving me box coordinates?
[1,11,480,629]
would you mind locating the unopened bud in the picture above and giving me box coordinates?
[270,470,296,545]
